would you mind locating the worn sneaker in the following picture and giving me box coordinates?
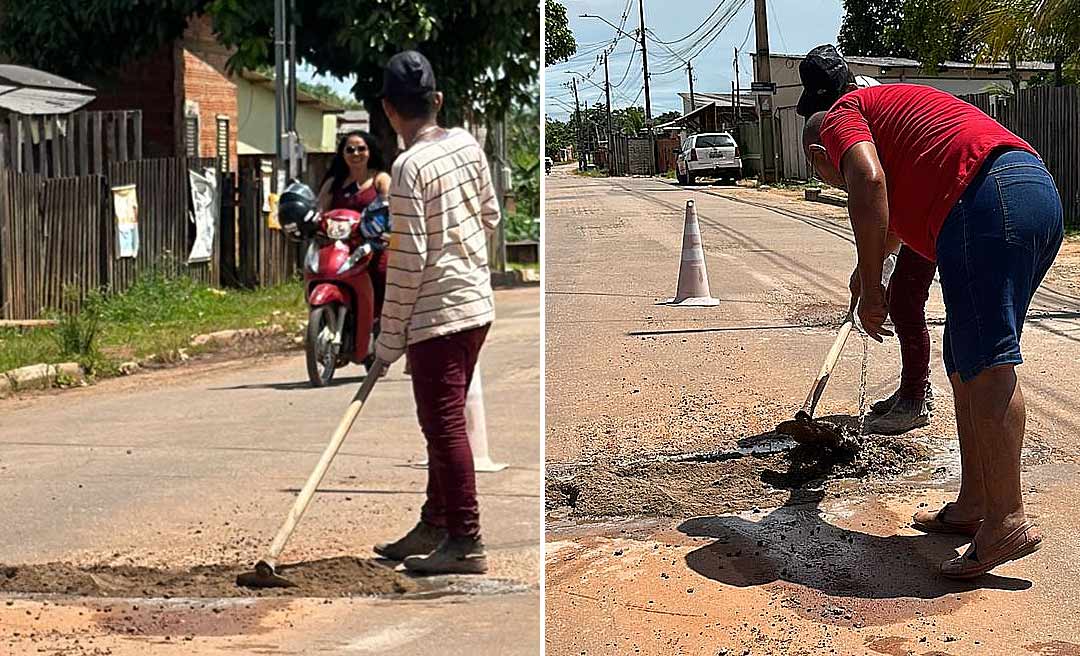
[402,535,488,575]
[373,521,447,561]
[869,383,934,416]
[864,398,931,435]
[869,389,901,416]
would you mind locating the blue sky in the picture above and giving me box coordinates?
[545,0,844,120]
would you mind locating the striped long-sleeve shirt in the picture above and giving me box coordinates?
[375,127,501,363]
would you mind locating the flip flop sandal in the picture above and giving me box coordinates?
[912,502,982,537]
[939,521,1043,580]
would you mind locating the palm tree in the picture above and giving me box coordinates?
[952,0,1080,87]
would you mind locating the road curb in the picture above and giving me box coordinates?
[0,362,87,397]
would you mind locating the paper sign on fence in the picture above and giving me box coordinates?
[112,184,139,258]
[188,167,218,264]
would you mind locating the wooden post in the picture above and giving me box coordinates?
[0,129,6,171]
[104,113,116,166]
[21,115,35,175]
[64,116,75,175]
[8,115,19,173]
[91,112,103,175]
[133,110,143,160]
[49,115,62,176]
[77,112,89,175]
[117,112,128,162]
[36,116,48,177]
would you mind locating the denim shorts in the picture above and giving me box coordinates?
[936,148,1064,382]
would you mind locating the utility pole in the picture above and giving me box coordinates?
[637,0,657,173]
[637,0,652,125]
[604,51,613,155]
[273,0,285,192]
[572,78,583,171]
[734,48,740,123]
[287,0,299,180]
[687,60,695,112]
[753,0,777,183]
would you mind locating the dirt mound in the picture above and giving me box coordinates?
[547,431,931,518]
[0,556,416,598]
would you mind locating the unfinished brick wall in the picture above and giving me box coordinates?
[180,15,238,171]
[180,49,238,170]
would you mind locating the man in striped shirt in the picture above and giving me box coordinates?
[371,50,501,575]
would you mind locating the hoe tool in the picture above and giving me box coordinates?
[777,309,856,449]
[237,360,386,588]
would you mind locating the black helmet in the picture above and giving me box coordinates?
[279,180,318,239]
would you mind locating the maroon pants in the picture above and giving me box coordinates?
[407,324,490,538]
[886,246,937,400]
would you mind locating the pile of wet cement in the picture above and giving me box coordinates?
[547,432,930,518]
[0,556,416,598]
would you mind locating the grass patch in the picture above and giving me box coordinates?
[0,272,306,376]
[572,168,607,178]
[507,261,540,273]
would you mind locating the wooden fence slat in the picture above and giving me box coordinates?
[133,111,143,160]
[118,112,128,163]
[21,115,35,176]
[64,116,75,176]
[92,112,103,175]
[77,112,89,176]
[49,115,62,178]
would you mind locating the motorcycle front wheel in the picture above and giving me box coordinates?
[306,305,340,387]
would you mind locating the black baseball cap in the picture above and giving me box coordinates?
[796,44,853,118]
[379,50,437,98]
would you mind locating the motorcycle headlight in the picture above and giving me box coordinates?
[337,242,373,275]
[326,219,352,240]
[305,241,319,274]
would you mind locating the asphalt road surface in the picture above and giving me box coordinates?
[0,287,541,656]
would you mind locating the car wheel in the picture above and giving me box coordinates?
[687,172,697,185]
[676,171,687,185]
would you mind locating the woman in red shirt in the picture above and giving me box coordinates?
[803,83,1063,580]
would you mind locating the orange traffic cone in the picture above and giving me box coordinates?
[659,200,719,307]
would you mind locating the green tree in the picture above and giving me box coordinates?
[654,110,682,125]
[838,0,910,57]
[0,1,540,158]
[0,0,207,80]
[545,117,573,156]
[952,0,1080,87]
[545,0,577,65]
[507,99,540,241]
[901,0,981,72]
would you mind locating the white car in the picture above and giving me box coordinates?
[675,132,742,185]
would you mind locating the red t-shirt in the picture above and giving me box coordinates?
[820,83,1034,260]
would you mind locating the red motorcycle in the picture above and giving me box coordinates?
[279,182,384,387]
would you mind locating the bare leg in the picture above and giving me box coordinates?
[962,364,1029,546]
[948,372,986,522]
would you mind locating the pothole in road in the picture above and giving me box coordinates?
[0,557,415,599]
[546,420,933,519]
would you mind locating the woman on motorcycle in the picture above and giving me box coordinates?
[317,130,392,317]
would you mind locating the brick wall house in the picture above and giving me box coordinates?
[86,15,238,171]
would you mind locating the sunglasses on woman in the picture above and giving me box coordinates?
[345,145,368,155]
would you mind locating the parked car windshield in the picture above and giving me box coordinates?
[695,134,735,148]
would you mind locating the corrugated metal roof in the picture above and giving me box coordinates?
[0,65,94,93]
[766,52,1055,72]
[0,87,95,114]
[0,65,95,114]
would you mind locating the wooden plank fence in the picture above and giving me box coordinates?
[0,110,141,178]
[962,86,1080,229]
[0,156,222,320]
[106,157,220,293]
